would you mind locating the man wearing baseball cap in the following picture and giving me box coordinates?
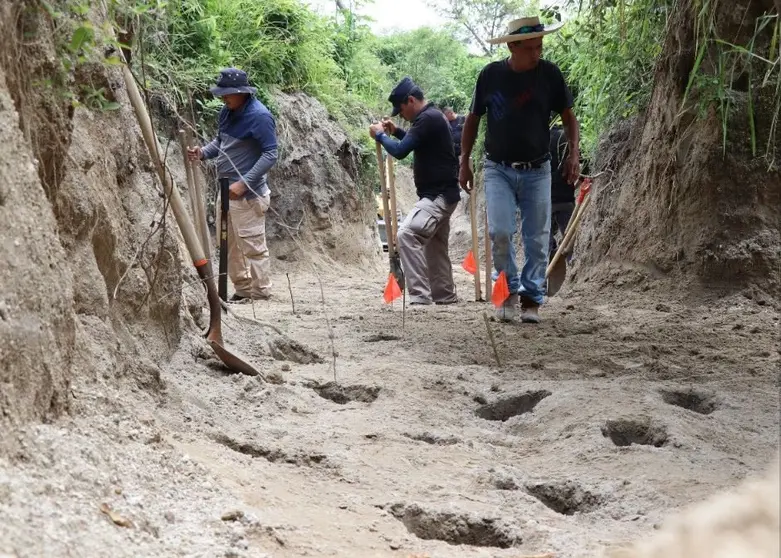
[189,68,278,302]
[459,16,581,323]
[369,77,461,306]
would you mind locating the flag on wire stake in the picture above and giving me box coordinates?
[491,271,510,307]
[461,250,478,274]
[383,272,402,304]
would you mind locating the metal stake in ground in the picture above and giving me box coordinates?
[218,178,230,302]
[482,311,501,368]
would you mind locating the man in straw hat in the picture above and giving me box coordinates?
[189,68,278,302]
[369,77,461,306]
[459,16,581,324]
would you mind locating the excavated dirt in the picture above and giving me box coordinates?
[1,2,779,556]
[1,264,778,557]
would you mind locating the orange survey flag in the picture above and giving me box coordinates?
[383,273,402,304]
[461,251,477,274]
[491,271,510,307]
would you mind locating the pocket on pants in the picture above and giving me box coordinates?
[405,206,438,238]
[250,194,271,218]
[230,200,265,238]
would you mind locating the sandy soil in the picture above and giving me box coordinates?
[1,257,778,558]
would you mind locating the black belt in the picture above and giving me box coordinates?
[488,154,551,170]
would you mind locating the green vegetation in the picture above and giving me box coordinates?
[50,0,779,167]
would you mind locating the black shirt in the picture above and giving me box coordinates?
[470,59,573,163]
[449,115,465,157]
[391,103,460,204]
[550,126,574,204]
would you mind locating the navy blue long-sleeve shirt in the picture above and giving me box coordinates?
[202,96,278,200]
[375,103,460,205]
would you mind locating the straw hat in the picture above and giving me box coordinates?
[487,16,564,44]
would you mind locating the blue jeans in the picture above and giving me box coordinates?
[484,160,551,305]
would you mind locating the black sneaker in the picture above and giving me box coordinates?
[520,296,541,324]
[228,294,250,303]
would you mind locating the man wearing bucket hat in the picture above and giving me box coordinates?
[188,68,278,302]
[459,16,581,324]
[369,77,461,306]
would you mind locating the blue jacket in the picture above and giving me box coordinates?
[202,97,278,200]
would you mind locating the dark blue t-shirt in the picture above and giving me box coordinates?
[449,115,465,157]
[377,103,460,204]
[550,126,574,204]
[470,59,573,163]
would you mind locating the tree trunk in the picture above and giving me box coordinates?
[576,0,781,301]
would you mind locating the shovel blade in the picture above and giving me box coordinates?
[207,339,262,377]
[546,256,567,297]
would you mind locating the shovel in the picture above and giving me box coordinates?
[122,64,261,377]
[467,158,482,302]
[376,143,404,289]
[546,178,592,297]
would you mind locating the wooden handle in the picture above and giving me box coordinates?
[123,65,205,266]
[386,155,400,257]
[179,130,203,254]
[546,192,591,278]
[375,143,393,264]
[469,189,482,301]
[484,205,492,300]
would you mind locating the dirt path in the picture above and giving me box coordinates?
[1,267,778,557]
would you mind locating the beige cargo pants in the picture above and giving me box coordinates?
[217,193,272,299]
[397,195,458,305]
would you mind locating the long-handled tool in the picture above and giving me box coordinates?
[546,178,592,297]
[376,143,404,289]
[467,157,482,302]
[122,64,260,377]
[179,129,212,265]
[218,178,230,302]
[484,200,492,301]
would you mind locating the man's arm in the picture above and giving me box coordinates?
[243,113,278,188]
[560,108,581,183]
[375,131,417,160]
[459,113,481,164]
[200,136,220,160]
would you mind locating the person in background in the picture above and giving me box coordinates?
[548,122,576,260]
[369,77,461,306]
[442,106,465,161]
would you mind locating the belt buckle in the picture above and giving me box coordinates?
[511,161,531,170]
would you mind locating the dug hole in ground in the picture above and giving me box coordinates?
[1,0,780,556]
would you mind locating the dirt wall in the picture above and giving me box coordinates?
[0,1,188,453]
[265,92,379,265]
[572,0,781,302]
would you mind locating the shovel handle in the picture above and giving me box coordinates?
[546,191,591,278]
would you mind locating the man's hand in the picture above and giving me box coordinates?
[459,162,474,193]
[369,123,384,139]
[187,146,203,161]
[228,180,247,200]
[563,152,580,184]
[381,118,397,136]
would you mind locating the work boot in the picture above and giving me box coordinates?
[520,296,541,324]
[495,293,518,322]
